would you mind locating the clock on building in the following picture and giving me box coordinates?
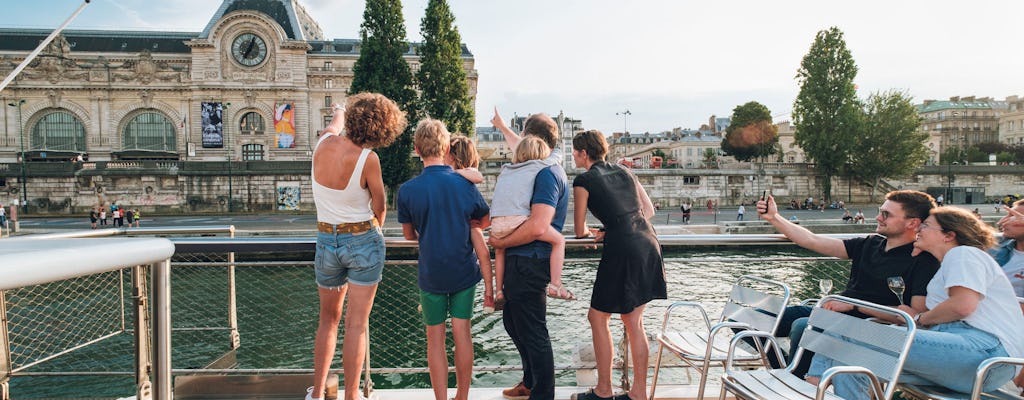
[230,33,268,67]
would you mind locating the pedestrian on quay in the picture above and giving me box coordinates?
[306,93,405,400]
[89,208,98,229]
[398,119,490,400]
[736,203,746,221]
[99,208,107,226]
[124,209,134,228]
[680,201,692,225]
[133,209,141,228]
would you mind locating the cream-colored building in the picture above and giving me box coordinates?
[916,96,1007,163]
[999,95,1024,146]
[0,0,477,164]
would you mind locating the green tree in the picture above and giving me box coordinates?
[350,0,419,195]
[721,101,778,162]
[702,148,719,168]
[792,27,862,201]
[417,0,474,135]
[851,90,929,201]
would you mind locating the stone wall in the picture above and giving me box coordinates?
[2,162,1021,214]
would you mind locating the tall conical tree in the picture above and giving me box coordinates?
[792,26,862,201]
[350,0,419,194]
[417,0,474,135]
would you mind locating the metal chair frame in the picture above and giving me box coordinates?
[650,274,791,400]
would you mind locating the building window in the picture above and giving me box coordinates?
[325,95,332,108]
[238,112,265,135]
[323,115,333,128]
[31,110,87,152]
[325,79,333,89]
[324,61,332,70]
[123,112,176,151]
[242,143,264,161]
[682,176,700,185]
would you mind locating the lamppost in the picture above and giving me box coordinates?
[7,99,26,213]
[617,109,631,134]
[223,102,233,212]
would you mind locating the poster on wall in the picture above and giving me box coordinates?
[201,102,224,148]
[274,102,296,148]
[276,183,301,211]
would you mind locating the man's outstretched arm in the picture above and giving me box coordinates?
[758,195,849,259]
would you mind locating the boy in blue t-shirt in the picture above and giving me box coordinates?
[397,118,490,400]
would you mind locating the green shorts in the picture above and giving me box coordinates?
[419,285,476,326]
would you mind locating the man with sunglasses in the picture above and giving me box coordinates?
[754,190,940,378]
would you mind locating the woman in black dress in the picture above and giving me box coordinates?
[570,130,667,400]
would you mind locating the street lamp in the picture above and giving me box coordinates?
[617,109,631,134]
[7,99,27,213]
[223,102,233,213]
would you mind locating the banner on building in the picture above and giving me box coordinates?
[275,102,296,148]
[201,102,224,148]
[276,182,301,211]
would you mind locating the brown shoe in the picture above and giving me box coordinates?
[502,381,530,400]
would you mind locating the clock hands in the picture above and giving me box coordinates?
[243,37,257,59]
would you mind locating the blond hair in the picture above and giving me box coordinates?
[449,135,479,169]
[513,135,551,163]
[414,118,450,159]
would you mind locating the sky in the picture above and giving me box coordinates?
[2,0,1023,134]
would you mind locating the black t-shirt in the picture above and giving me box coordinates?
[841,235,939,307]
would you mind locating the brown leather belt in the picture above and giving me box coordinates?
[317,219,377,234]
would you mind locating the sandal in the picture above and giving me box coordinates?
[546,283,576,300]
[570,388,615,400]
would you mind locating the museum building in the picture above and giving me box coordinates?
[0,0,477,213]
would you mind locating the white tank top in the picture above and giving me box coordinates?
[312,136,374,224]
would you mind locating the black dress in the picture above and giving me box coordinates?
[573,161,667,313]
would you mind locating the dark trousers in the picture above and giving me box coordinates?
[502,255,554,400]
[776,305,813,378]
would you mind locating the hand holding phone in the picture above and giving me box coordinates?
[759,190,768,214]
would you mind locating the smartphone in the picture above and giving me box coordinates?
[759,190,768,214]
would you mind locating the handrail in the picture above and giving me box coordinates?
[8,226,236,240]
[0,238,175,290]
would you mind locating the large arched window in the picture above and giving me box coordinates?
[123,112,176,151]
[30,110,86,152]
[239,112,265,135]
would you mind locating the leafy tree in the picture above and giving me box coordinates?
[792,27,862,201]
[702,148,719,168]
[417,0,475,135]
[350,0,420,195]
[850,90,929,201]
[721,101,778,162]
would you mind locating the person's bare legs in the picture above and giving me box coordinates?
[425,323,449,400]
[495,247,506,302]
[311,285,349,399]
[452,317,474,400]
[470,227,494,308]
[588,308,616,398]
[621,305,649,400]
[538,226,566,290]
[341,283,378,400]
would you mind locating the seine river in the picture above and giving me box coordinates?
[8,246,849,398]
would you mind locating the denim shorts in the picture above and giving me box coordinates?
[314,228,385,288]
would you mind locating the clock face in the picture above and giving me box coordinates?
[231,33,268,67]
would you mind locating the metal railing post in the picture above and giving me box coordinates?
[152,259,172,400]
[0,290,11,400]
[132,266,153,400]
[228,227,240,349]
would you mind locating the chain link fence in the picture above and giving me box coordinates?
[3,244,852,398]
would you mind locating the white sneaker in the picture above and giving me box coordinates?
[305,386,323,400]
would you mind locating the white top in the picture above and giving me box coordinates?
[312,135,374,224]
[737,205,745,214]
[1002,249,1024,297]
[926,246,1024,358]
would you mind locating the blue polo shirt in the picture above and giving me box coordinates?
[505,165,569,259]
[397,165,489,294]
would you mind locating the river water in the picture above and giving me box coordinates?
[8,246,850,398]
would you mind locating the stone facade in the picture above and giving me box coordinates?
[0,0,477,212]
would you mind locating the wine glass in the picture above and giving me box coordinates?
[818,279,833,298]
[887,276,906,306]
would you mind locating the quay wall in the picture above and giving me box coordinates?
[1,162,1021,214]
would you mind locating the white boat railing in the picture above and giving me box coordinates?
[0,229,853,400]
